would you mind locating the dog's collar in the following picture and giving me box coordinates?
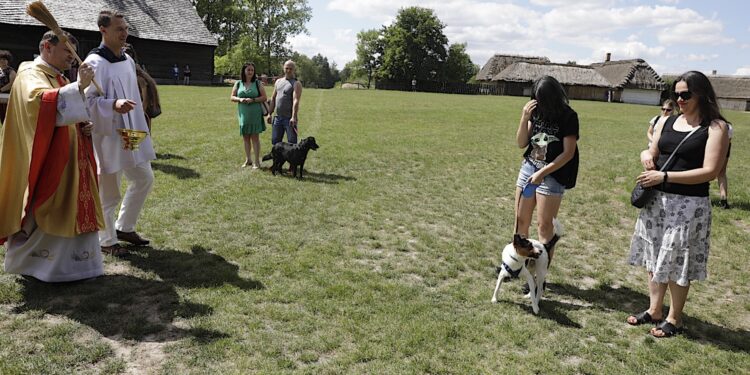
[502,261,523,279]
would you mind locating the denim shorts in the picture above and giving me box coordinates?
[515,159,565,197]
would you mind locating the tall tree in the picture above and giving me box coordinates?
[291,52,317,86]
[244,0,312,74]
[311,54,335,89]
[444,43,477,83]
[380,7,448,83]
[355,28,384,88]
[190,0,245,55]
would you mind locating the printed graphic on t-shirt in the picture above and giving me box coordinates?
[529,132,559,161]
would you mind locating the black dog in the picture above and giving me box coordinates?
[262,137,319,179]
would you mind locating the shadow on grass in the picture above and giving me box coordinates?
[123,245,264,290]
[711,198,750,212]
[501,299,583,328]
[552,283,750,352]
[265,169,356,184]
[151,162,200,179]
[156,153,186,160]
[15,275,225,341]
[13,245,261,342]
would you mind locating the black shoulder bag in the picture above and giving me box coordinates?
[255,80,270,116]
[631,117,701,208]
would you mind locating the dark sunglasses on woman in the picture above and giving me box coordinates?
[674,91,693,101]
[661,107,673,112]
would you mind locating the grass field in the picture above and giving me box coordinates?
[1,85,749,374]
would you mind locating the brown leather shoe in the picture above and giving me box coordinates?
[116,230,150,246]
[101,244,129,257]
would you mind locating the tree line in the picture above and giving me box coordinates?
[342,7,478,88]
[191,2,476,88]
[190,0,337,88]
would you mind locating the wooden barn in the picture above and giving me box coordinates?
[591,56,666,105]
[475,54,550,82]
[491,62,611,101]
[0,0,217,84]
[707,75,750,112]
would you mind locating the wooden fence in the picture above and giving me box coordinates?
[375,80,502,95]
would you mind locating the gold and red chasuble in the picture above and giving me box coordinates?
[0,61,103,243]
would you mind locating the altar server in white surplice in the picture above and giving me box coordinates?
[84,10,155,256]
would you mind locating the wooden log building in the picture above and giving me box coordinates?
[491,61,611,101]
[0,0,217,84]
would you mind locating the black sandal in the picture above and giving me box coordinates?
[651,321,682,338]
[627,311,662,326]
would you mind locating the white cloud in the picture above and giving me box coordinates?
[327,0,404,22]
[591,40,666,61]
[530,0,612,7]
[735,66,750,75]
[685,53,719,62]
[321,0,737,71]
[657,19,734,45]
[333,28,356,44]
[289,34,353,66]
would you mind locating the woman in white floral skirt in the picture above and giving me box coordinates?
[626,71,730,338]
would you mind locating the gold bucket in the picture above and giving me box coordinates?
[117,128,148,150]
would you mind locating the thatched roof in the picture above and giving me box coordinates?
[707,75,750,99]
[476,54,550,81]
[591,59,665,90]
[663,74,750,100]
[0,0,217,46]
[492,62,611,87]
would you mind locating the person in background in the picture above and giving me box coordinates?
[627,71,729,338]
[647,99,677,146]
[0,49,17,122]
[230,62,267,169]
[266,60,302,145]
[716,122,733,209]
[172,63,179,85]
[123,43,161,132]
[183,64,191,85]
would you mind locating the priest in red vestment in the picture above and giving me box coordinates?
[0,31,104,282]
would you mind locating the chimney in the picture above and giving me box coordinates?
[605,52,611,62]
[712,70,717,75]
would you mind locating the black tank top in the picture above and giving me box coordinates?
[655,116,710,197]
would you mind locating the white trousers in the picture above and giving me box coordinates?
[98,161,154,246]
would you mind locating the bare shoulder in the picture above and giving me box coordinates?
[708,119,728,134]
[709,118,727,128]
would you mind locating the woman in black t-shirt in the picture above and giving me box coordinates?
[626,71,729,338]
[514,76,579,265]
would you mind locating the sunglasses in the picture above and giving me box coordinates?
[674,91,693,101]
[661,107,673,112]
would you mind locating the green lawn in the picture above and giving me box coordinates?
[1,85,749,374]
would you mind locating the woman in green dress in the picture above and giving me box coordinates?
[230,62,267,168]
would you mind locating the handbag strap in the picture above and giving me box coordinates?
[657,116,702,172]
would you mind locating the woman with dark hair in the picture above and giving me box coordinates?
[514,76,579,269]
[627,71,729,338]
[230,62,267,168]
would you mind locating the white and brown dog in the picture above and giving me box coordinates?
[491,219,562,314]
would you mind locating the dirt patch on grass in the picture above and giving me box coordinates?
[732,219,750,233]
[103,336,169,375]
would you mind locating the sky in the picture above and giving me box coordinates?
[288,0,750,77]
